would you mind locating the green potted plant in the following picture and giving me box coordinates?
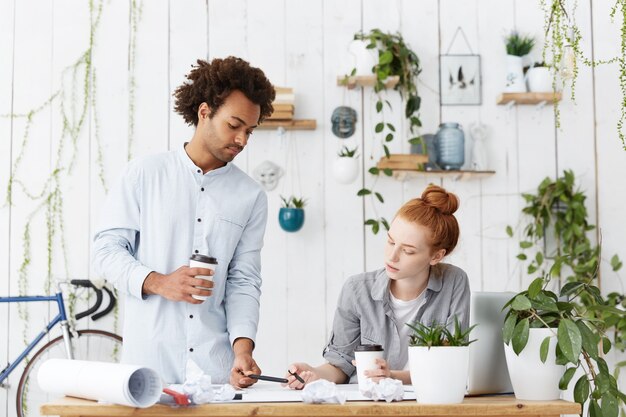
[344,29,422,235]
[502,276,626,411]
[278,195,306,233]
[504,31,535,93]
[504,170,625,410]
[333,146,359,184]
[407,317,477,404]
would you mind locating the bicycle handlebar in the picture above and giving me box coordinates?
[70,279,116,321]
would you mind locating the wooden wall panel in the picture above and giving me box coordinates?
[0,0,14,414]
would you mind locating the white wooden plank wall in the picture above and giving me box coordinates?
[1,1,625,416]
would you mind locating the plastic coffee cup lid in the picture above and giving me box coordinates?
[354,344,383,352]
[190,254,218,264]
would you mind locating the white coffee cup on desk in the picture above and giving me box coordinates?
[189,254,218,301]
[354,344,384,390]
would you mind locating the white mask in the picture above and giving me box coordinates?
[253,160,284,191]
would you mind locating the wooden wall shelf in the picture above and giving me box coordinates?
[337,75,400,89]
[257,119,317,130]
[496,92,562,105]
[386,169,496,181]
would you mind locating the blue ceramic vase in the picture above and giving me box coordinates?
[434,122,465,170]
[278,208,305,232]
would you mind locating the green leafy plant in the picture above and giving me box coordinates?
[539,0,626,146]
[337,146,358,158]
[280,195,306,209]
[505,31,535,56]
[407,317,477,349]
[346,29,422,235]
[502,276,626,417]
[506,170,624,348]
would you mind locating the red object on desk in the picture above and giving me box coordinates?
[162,388,190,406]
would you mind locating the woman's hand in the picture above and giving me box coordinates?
[361,358,392,382]
[283,363,319,390]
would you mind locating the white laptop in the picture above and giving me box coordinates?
[466,291,515,395]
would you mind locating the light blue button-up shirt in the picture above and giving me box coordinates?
[92,144,267,384]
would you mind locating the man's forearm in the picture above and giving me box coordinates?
[233,337,255,356]
[142,271,162,295]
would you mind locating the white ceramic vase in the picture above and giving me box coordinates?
[333,157,359,184]
[348,39,377,76]
[504,55,526,93]
[526,66,552,92]
[504,328,564,400]
[409,346,469,404]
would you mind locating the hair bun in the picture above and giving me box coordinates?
[421,185,459,215]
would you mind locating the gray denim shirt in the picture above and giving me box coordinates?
[322,263,470,382]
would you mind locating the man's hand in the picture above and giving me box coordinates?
[284,363,319,390]
[142,266,214,304]
[230,338,261,388]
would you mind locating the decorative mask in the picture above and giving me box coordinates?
[253,160,284,191]
[331,106,357,139]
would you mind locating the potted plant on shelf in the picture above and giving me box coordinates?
[407,317,477,404]
[333,146,359,184]
[504,31,535,93]
[526,61,554,93]
[345,28,422,235]
[278,195,306,233]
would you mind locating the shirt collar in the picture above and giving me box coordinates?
[178,142,233,176]
[371,264,444,301]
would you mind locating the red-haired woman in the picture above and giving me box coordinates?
[284,185,470,388]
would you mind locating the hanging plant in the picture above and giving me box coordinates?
[343,29,422,234]
[278,195,306,233]
[540,0,625,146]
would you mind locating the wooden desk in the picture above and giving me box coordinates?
[42,395,581,417]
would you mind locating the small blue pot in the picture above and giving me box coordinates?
[278,208,305,232]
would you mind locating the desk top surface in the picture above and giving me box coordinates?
[42,395,581,417]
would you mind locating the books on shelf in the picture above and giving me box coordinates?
[269,86,295,120]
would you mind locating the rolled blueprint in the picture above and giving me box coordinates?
[37,359,162,408]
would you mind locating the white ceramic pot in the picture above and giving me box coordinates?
[526,67,553,92]
[333,157,359,184]
[504,328,564,400]
[504,55,526,93]
[348,40,377,76]
[409,346,469,404]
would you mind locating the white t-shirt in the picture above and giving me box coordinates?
[390,290,427,370]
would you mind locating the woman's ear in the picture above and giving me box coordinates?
[429,248,446,265]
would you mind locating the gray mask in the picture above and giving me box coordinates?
[331,106,357,139]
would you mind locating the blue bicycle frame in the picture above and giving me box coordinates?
[0,290,74,386]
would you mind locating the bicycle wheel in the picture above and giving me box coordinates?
[16,329,122,417]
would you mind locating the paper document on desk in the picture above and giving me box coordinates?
[230,382,416,402]
[37,359,162,408]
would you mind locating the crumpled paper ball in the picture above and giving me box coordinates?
[359,377,404,402]
[177,359,236,404]
[301,379,346,404]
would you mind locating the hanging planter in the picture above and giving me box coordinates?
[278,196,306,233]
[333,146,359,184]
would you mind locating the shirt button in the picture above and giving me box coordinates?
[189,315,194,319]
[197,218,201,222]
[189,348,194,352]
[201,187,205,192]
[197,169,201,174]
[194,249,199,254]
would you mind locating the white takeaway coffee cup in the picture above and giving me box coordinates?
[189,254,218,301]
[354,344,384,390]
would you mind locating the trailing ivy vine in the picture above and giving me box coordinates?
[347,29,422,234]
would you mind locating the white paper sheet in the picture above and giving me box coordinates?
[227,381,416,402]
[37,359,163,408]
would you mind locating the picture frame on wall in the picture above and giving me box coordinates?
[439,54,482,105]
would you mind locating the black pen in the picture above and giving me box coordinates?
[288,369,305,384]
[248,374,289,383]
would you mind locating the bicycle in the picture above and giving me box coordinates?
[0,279,123,417]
